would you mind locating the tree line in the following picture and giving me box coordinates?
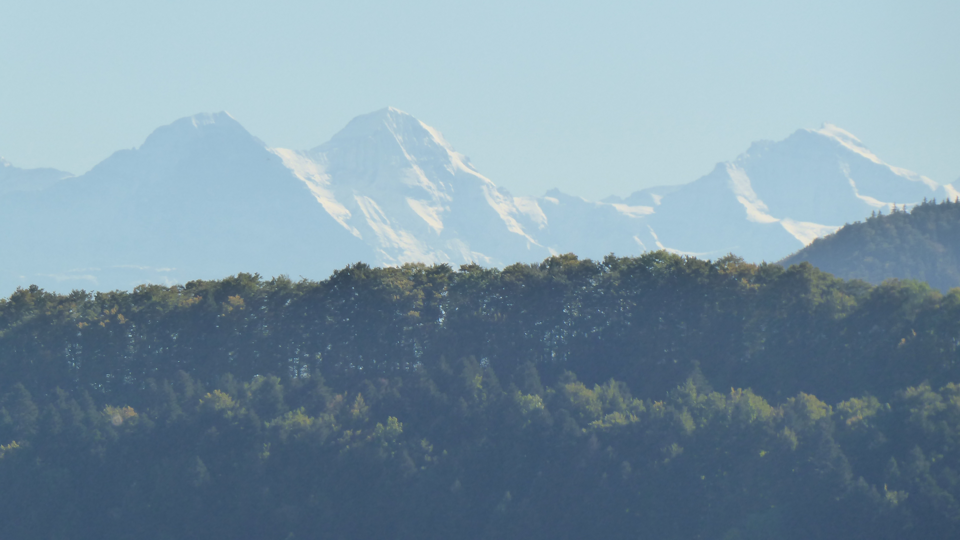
[2,252,960,538]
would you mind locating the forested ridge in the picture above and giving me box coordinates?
[2,252,960,539]
[782,198,960,291]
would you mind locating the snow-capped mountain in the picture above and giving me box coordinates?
[272,107,551,267]
[0,110,954,295]
[0,113,376,293]
[606,124,957,262]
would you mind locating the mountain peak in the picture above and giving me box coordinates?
[163,111,246,134]
[801,122,939,189]
[138,111,261,155]
[814,123,862,143]
[310,108,466,175]
[322,106,431,145]
[186,111,239,128]
[806,122,872,154]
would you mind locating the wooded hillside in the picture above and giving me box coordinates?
[781,198,960,291]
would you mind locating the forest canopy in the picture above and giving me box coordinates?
[2,252,960,539]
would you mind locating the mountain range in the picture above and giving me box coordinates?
[1,108,955,294]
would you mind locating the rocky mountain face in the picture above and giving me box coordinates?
[1,109,953,294]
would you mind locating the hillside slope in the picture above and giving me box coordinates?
[780,199,960,291]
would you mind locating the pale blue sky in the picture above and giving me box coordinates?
[1,0,958,199]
